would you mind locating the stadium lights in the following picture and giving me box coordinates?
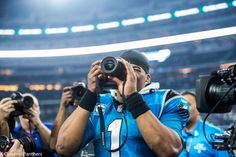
[0,1,234,36]
[233,1,236,6]
[121,17,145,26]
[71,25,95,32]
[0,29,15,35]
[0,26,236,58]
[202,3,228,12]
[97,21,120,30]
[0,85,18,91]
[143,49,171,62]
[174,8,200,17]
[45,27,69,34]
[147,13,172,22]
[18,29,42,35]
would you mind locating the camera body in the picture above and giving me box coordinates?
[10,92,34,116]
[71,83,86,100]
[196,64,236,113]
[0,135,35,153]
[101,56,126,81]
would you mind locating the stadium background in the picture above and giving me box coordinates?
[0,0,236,156]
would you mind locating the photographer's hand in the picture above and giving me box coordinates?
[60,87,73,108]
[6,140,25,157]
[23,107,41,127]
[0,98,16,138]
[0,98,16,121]
[109,58,137,97]
[23,105,51,147]
[87,60,102,93]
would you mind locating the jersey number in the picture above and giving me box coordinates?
[108,119,122,157]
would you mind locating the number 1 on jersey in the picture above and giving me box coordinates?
[108,119,122,157]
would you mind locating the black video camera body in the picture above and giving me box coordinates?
[0,135,35,153]
[10,92,34,116]
[196,64,236,113]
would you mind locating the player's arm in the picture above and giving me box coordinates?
[50,87,73,150]
[130,99,184,157]
[56,61,101,156]
[56,106,91,156]
[110,59,187,157]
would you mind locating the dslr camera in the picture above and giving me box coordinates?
[99,56,126,91]
[196,64,236,113]
[10,92,34,116]
[63,82,86,105]
[71,82,86,100]
[0,135,35,153]
[101,56,126,81]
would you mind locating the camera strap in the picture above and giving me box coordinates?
[28,121,35,151]
[96,77,128,152]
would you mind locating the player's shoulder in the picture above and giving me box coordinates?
[155,89,187,105]
[158,89,189,118]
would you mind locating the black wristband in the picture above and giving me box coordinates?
[79,89,97,112]
[126,92,150,119]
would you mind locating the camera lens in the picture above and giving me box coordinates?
[23,96,33,109]
[101,57,118,73]
[101,56,126,81]
[104,59,116,71]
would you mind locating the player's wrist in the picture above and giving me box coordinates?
[126,92,150,119]
[79,89,97,112]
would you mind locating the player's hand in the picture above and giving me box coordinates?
[87,60,103,93]
[0,98,16,121]
[109,58,137,97]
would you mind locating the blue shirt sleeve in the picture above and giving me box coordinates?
[159,96,189,139]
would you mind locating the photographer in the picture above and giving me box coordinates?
[11,93,57,157]
[0,98,16,137]
[0,140,25,157]
[56,50,190,157]
[0,98,25,157]
[179,91,232,157]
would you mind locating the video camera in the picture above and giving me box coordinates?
[0,135,35,153]
[196,64,236,152]
[10,92,34,116]
[196,64,236,113]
